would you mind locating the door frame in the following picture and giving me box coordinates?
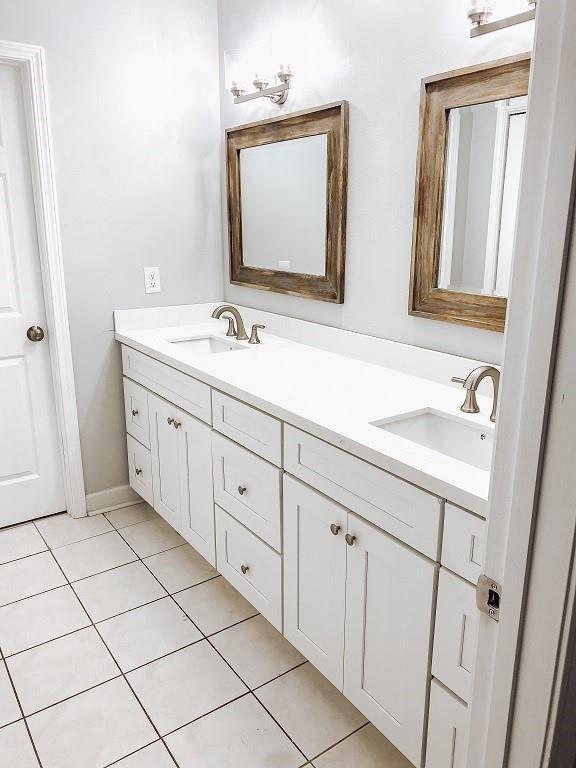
[467,1,576,765]
[0,40,86,518]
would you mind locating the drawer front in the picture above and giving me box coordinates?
[212,433,282,551]
[126,435,154,507]
[432,569,479,703]
[212,391,282,466]
[123,377,150,448]
[284,425,441,559]
[122,345,211,425]
[442,504,486,584]
[426,680,469,768]
[215,506,282,631]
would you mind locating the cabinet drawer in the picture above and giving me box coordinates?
[426,680,469,768]
[123,377,150,448]
[442,504,486,584]
[212,433,282,551]
[212,391,282,466]
[122,345,211,424]
[215,506,282,631]
[432,569,479,703]
[284,425,441,559]
[126,435,154,507]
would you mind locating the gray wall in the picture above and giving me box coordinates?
[218,0,533,364]
[0,0,223,496]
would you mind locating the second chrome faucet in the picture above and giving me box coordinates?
[452,365,500,422]
[211,304,264,345]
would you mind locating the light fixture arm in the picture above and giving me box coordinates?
[230,69,293,106]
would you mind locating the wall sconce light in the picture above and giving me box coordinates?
[230,64,293,106]
[467,4,494,27]
[468,0,536,37]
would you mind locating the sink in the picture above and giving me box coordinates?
[371,408,494,471]
[168,336,245,355]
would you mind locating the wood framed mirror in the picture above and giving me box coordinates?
[409,54,530,331]
[226,101,349,303]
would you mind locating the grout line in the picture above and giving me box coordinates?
[102,739,168,767]
[203,610,260,638]
[3,624,92,661]
[33,523,117,551]
[18,672,124,720]
[1,654,45,767]
[251,659,309,692]
[306,721,370,763]
[166,573,221,597]
[0,548,49,568]
[0,582,68,610]
[64,556,140,585]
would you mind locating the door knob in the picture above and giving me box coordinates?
[27,325,45,342]
[345,533,357,546]
[330,524,341,536]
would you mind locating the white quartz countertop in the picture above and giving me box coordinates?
[115,321,494,517]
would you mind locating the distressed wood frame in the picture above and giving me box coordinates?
[409,54,531,332]
[226,101,349,303]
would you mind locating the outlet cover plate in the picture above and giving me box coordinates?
[144,266,161,294]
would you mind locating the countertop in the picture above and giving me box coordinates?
[115,321,494,517]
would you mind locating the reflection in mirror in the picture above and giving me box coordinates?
[240,135,328,275]
[438,96,527,298]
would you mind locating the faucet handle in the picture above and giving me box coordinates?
[249,324,265,345]
[224,316,237,337]
[451,376,466,385]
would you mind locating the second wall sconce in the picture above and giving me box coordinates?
[225,49,294,106]
[230,65,293,105]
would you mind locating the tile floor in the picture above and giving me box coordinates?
[0,502,412,768]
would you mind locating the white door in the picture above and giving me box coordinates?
[343,513,436,767]
[0,62,65,526]
[180,413,215,566]
[283,476,347,689]
[149,393,184,531]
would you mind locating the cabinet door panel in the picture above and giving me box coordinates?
[283,476,346,689]
[344,514,436,767]
[149,393,184,530]
[181,413,215,566]
[426,680,469,768]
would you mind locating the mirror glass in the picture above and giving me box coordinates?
[240,134,328,275]
[437,96,527,297]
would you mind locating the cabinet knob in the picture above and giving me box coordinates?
[240,564,249,575]
[345,533,356,547]
[167,417,174,425]
[238,485,247,496]
[135,468,143,476]
[131,409,139,417]
[173,421,182,429]
[330,524,341,536]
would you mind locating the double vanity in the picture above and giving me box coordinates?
[115,302,496,768]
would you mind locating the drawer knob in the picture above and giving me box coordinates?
[345,533,356,547]
[330,524,341,536]
[238,485,247,496]
[131,409,139,417]
[135,468,143,476]
[240,564,249,575]
[167,417,174,425]
[173,420,182,429]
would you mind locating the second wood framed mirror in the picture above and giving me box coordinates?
[226,102,349,303]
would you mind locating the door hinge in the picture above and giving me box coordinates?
[477,574,502,621]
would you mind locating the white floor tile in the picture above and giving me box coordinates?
[52,531,137,582]
[105,503,158,530]
[73,562,167,622]
[0,552,66,606]
[28,677,156,768]
[7,627,119,715]
[97,598,202,672]
[256,664,367,759]
[0,662,21,727]
[110,740,176,767]
[0,524,46,565]
[119,519,184,558]
[166,694,305,768]
[0,586,90,656]
[211,615,305,689]
[174,576,258,636]
[313,724,412,768]
[0,720,39,767]
[35,513,113,549]
[127,641,247,735]
[144,544,217,594]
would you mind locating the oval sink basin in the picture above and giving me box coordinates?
[371,408,494,471]
[168,336,245,355]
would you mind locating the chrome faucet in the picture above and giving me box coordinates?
[452,366,501,423]
[211,304,248,341]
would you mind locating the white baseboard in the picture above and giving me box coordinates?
[86,484,142,516]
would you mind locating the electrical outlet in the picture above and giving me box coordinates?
[144,266,161,294]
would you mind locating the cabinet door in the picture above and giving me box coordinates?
[426,680,469,768]
[180,413,215,566]
[149,393,185,531]
[344,513,436,767]
[283,476,347,689]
